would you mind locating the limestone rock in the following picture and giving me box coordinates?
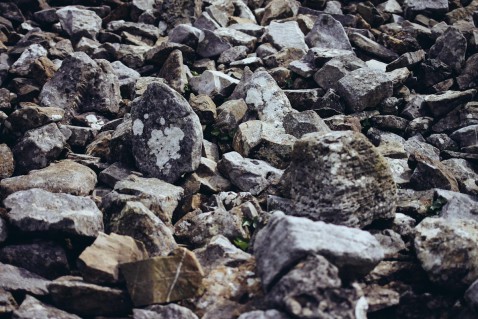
[0,144,14,179]
[56,6,102,39]
[409,153,459,191]
[283,110,330,138]
[190,70,239,102]
[313,54,366,91]
[261,0,300,26]
[134,304,199,319]
[158,49,188,94]
[0,288,17,317]
[0,262,50,296]
[131,82,202,183]
[12,295,80,319]
[305,14,352,51]
[429,26,466,73]
[265,21,307,52]
[425,89,476,118]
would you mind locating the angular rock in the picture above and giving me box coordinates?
[181,157,231,194]
[451,124,478,153]
[12,295,80,319]
[305,14,352,51]
[434,189,478,222]
[409,153,459,191]
[218,46,249,64]
[4,188,103,237]
[131,82,202,183]
[9,44,47,76]
[0,144,14,179]
[403,0,448,18]
[120,248,204,306]
[432,102,478,133]
[0,263,50,296]
[110,61,140,98]
[281,131,396,228]
[349,32,399,62]
[386,50,426,72]
[158,49,188,94]
[169,24,204,49]
[213,28,257,51]
[283,110,330,138]
[134,304,199,319]
[56,6,102,39]
[238,310,290,319]
[159,0,202,28]
[0,288,17,317]
[215,99,248,134]
[254,212,384,289]
[78,232,149,285]
[98,162,138,188]
[429,27,467,73]
[313,54,366,91]
[442,158,478,196]
[189,94,217,125]
[0,217,7,243]
[197,30,233,58]
[261,0,300,26]
[425,89,476,118]
[190,70,239,102]
[6,105,64,132]
[265,21,307,52]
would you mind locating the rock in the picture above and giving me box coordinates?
[281,131,397,228]
[254,212,384,289]
[404,135,440,161]
[9,44,48,76]
[218,152,283,195]
[283,110,331,138]
[190,71,239,102]
[131,82,203,183]
[362,285,400,313]
[349,32,399,62]
[434,189,478,222]
[305,14,352,51]
[189,94,217,125]
[414,217,478,290]
[218,46,248,64]
[429,27,467,73]
[0,240,69,279]
[110,61,140,98]
[12,295,81,319]
[265,21,307,52]
[39,52,121,121]
[267,254,364,319]
[0,288,17,317]
[0,218,7,243]
[4,188,103,237]
[78,232,149,285]
[120,248,204,306]
[6,105,65,132]
[98,162,138,188]
[134,304,199,319]
[48,276,132,316]
[213,28,257,51]
[56,6,102,39]
[238,310,290,319]
[197,30,233,58]
[403,0,448,18]
[432,102,478,133]
[457,53,478,90]
[337,68,393,112]
[181,157,231,194]
[409,153,459,191]
[215,99,248,134]
[12,123,66,173]
[442,158,478,196]
[0,144,14,179]
[372,229,406,259]
[313,54,366,91]
[425,89,476,118]
[169,24,204,49]
[158,49,188,94]
[465,279,478,313]
[451,124,478,153]
[159,0,202,28]
[0,262,50,296]
[386,50,426,72]
[261,0,300,26]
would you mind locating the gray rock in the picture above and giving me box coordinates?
[465,279,478,313]
[337,68,393,112]
[160,0,202,28]
[404,135,440,162]
[214,28,257,51]
[197,30,233,58]
[414,217,478,290]
[386,158,412,186]
[218,151,283,195]
[13,123,66,173]
[0,288,17,317]
[48,276,132,317]
[4,188,103,237]
[109,201,177,256]
[283,110,330,138]
[0,240,69,279]
[425,89,476,118]
[229,23,265,38]
[261,0,300,26]
[218,46,248,64]
[349,32,399,62]
[158,49,188,94]
[238,310,290,319]
[190,71,239,101]
[429,27,467,74]
[314,54,366,91]
[386,50,426,72]
[131,82,202,183]
[432,102,478,133]
[169,24,204,48]
[451,124,478,153]
[0,144,14,179]
[426,134,459,152]
[442,158,478,196]
[98,162,139,188]
[281,131,396,228]
[305,14,352,51]
[6,105,65,133]
[409,153,459,191]
[434,189,478,222]
[189,94,217,125]
[372,229,406,259]
[181,157,231,194]
[56,6,102,39]
[215,99,248,134]
[9,44,48,76]
[134,304,199,319]
[194,11,221,31]
[254,212,384,289]
[110,61,140,98]
[12,295,80,319]
[265,21,307,52]
[0,262,50,296]
[403,0,448,18]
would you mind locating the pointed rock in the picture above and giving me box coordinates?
[305,14,352,51]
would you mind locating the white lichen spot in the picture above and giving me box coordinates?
[160,117,166,125]
[147,127,185,172]
[132,119,144,136]
[144,113,149,119]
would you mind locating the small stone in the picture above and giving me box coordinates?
[305,14,352,51]
[0,144,14,179]
[169,24,204,49]
[425,89,476,118]
[403,0,448,18]
[214,28,257,51]
[190,70,239,102]
[349,32,399,62]
[218,46,248,64]
[197,30,233,58]
[134,304,199,319]
[409,153,459,191]
[283,110,330,138]
[432,102,478,133]
[120,248,204,306]
[189,94,217,125]
[12,295,80,319]
[215,99,248,134]
[313,54,366,91]
[386,50,426,72]
[158,49,188,94]
[429,26,467,73]
[110,61,140,98]
[265,21,307,52]
[0,218,7,243]
[0,262,50,296]
[0,288,17,317]
[442,158,478,196]
[56,6,102,39]
[238,310,290,319]
[9,44,47,76]
[98,162,138,188]
[181,157,231,194]
[261,0,299,26]
[7,104,64,132]
[434,189,478,222]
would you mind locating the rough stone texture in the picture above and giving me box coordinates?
[131,82,202,183]
[265,21,307,52]
[450,124,478,153]
[414,217,478,291]
[281,131,396,228]
[0,288,17,317]
[0,144,14,179]
[409,153,459,191]
[56,6,102,39]
[261,0,300,26]
[190,70,239,101]
[254,212,384,289]
[6,105,65,132]
[283,110,331,138]
[12,295,81,319]
[403,0,448,18]
[0,262,50,296]
[134,304,199,319]
[0,218,7,243]
[158,49,188,94]
[159,0,202,28]
[425,89,476,118]
[4,188,103,237]
[428,27,466,73]
[314,54,366,91]
[442,158,478,196]
[197,30,233,58]
[305,14,352,51]
[121,248,204,306]
[238,310,290,319]
[9,44,48,76]
[434,189,478,222]
[78,232,149,285]
[337,68,393,112]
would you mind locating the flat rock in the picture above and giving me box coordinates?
[120,248,204,306]
[134,304,199,319]
[197,30,232,58]
[56,6,102,39]
[254,212,384,289]
[305,14,352,51]
[0,262,50,296]
[4,188,103,237]
[131,82,202,183]
[265,21,307,52]
[425,89,476,118]
[12,295,80,319]
[429,26,467,74]
[349,32,399,62]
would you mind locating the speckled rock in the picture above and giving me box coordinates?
[0,144,14,179]
[305,14,352,51]
[12,295,80,319]
[0,262,50,296]
[131,82,202,183]
[56,6,102,40]
[134,304,199,319]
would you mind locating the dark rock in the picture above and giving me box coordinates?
[158,49,188,94]
[450,124,478,153]
[238,310,290,319]
[429,27,467,73]
[403,0,448,18]
[190,70,239,102]
[349,32,399,62]
[432,102,478,133]
[12,295,80,319]
[305,14,352,50]
[6,104,64,132]
[169,24,204,49]
[56,6,102,40]
[283,110,330,138]
[197,30,233,58]
[313,54,366,91]
[409,153,459,191]
[261,0,300,26]
[134,304,199,319]
[425,89,476,117]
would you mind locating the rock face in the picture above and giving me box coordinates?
[12,295,81,319]
[0,144,14,179]
[281,131,397,228]
[305,14,352,51]
[131,82,203,183]
[0,263,50,296]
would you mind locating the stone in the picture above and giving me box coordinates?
[218,46,249,64]
[434,189,478,222]
[238,310,290,319]
[12,295,80,319]
[254,212,384,289]
[181,157,231,194]
[372,229,406,259]
[265,21,307,52]
[451,124,478,153]
[213,28,257,51]
[0,288,17,317]
[409,153,459,191]
[12,123,66,173]
[159,0,202,28]
[426,134,459,152]
[425,89,476,118]
[313,54,366,91]
[189,94,217,125]
[56,6,102,39]
[0,144,14,179]
[432,102,478,133]
[98,162,138,188]
[349,32,399,62]
[215,99,248,134]
[414,217,478,291]
[110,61,140,98]
[0,217,6,243]
[429,27,467,73]
[465,279,478,312]
[404,135,440,162]
[0,160,97,198]
[169,24,204,49]
[131,82,202,183]
[218,152,283,195]
[386,50,426,72]
[190,71,239,102]
[281,131,396,228]
[362,285,400,313]
[337,68,393,112]
[134,304,199,319]
[387,158,412,185]
[442,158,478,196]
[158,49,188,94]
[261,0,300,25]
[403,0,448,18]
[283,110,331,138]
[9,44,47,76]
[6,105,64,132]
[39,52,121,121]
[0,240,69,280]
[197,30,233,58]
[4,188,103,237]
[120,248,204,306]
[109,201,177,257]
[48,276,132,317]
[457,53,478,90]
[0,262,50,296]
[78,232,149,285]
[305,14,352,51]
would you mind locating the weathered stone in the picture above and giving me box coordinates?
[265,21,307,52]
[404,135,440,162]
[109,201,177,257]
[197,30,233,58]
[283,110,330,138]
[432,102,478,133]
[0,288,17,317]
[0,144,14,179]
[349,32,399,62]
[442,158,478,196]
[159,0,202,28]
[409,153,459,191]
[215,99,248,134]
[9,44,47,76]
[48,276,132,316]
[425,89,476,118]
[4,188,103,237]
[56,6,102,39]
[218,46,248,64]
[181,157,231,194]
[434,189,478,222]
[414,217,478,291]
[169,24,204,49]
[305,14,352,50]
[218,152,283,195]
[254,212,384,289]
[134,304,199,319]
[6,105,64,132]
[158,49,188,94]
[426,134,459,152]
[214,28,256,51]
[457,53,478,90]
[386,158,412,185]
[417,58,453,88]
[110,60,140,98]
[98,162,138,188]
[451,124,478,154]
[78,232,149,285]
[429,27,467,73]
[386,50,426,72]
[0,217,7,243]
[261,0,300,25]
[189,94,217,125]
[238,310,290,319]
[403,0,448,18]
[0,262,50,296]
[12,295,80,319]
[281,131,396,228]
[121,248,204,306]
[0,240,69,280]
[190,70,239,102]
[131,82,202,183]
[313,54,366,91]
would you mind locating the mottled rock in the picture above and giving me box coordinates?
[238,310,290,319]
[131,82,202,183]
[425,89,476,118]
[254,212,384,289]
[12,295,80,319]
[134,304,199,319]
[313,54,366,91]
[403,0,448,18]
[261,0,300,25]
[0,144,14,179]
[451,124,478,153]
[0,218,7,243]
[190,70,239,102]
[215,99,248,134]
[305,14,352,51]
[349,32,399,62]
[386,50,426,72]
[429,27,467,73]
[159,0,202,28]
[0,288,17,317]
[158,49,188,94]
[442,158,478,196]
[4,188,103,237]
[218,46,248,64]
[265,21,307,52]
[169,24,204,49]
[181,157,231,194]
[197,30,233,58]
[78,232,149,285]
[110,60,140,98]
[189,94,217,125]
[0,263,50,296]
[6,105,64,132]
[56,6,102,39]
[432,102,478,133]
[283,110,330,138]
[121,248,204,306]
[434,189,478,222]
[9,44,47,76]
[409,153,459,191]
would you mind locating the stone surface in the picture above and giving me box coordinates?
[4,188,103,237]
[190,70,239,101]
[305,14,352,50]
[0,288,17,317]
[121,248,204,306]
[0,262,50,296]
[238,310,290,319]
[56,6,102,39]
[265,21,307,52]
[6,105,65,132]
[131,82,202,183]
[425,89,476,118]
[134,304,199,319]
[0,144,14,179]
[12,295,80,319]
[428,27,466,73]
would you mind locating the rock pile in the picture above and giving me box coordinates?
[0,0,478,318]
